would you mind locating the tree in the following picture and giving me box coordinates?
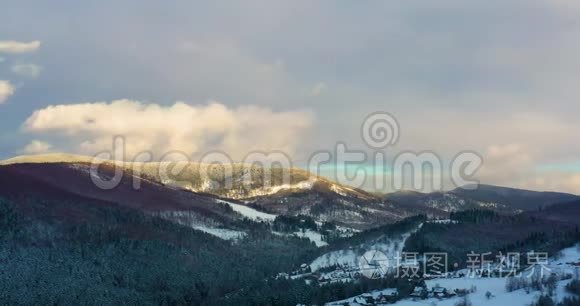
[546,274,558,296]
[566,279,580,295]
[533,295,554,306]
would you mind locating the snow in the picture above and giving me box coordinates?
[216,199,277,221]
[552,245,580,265]
[427,219,459,224]
[155,211,246,240]
[327,288,398,305]
[311,250,359,271]
[310,224,422,271]
[273,229,330,247]
[388,277,574,306]
[294,229,329,247]
[327,276,575,306]
[191,225,246,240]
[326,244,580,306]
[330,184,349,197]
[220,178,317,199]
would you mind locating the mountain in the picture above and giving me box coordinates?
[452,184,580,211]
[0,154,414,230]
[5,154,578,228]
[1,154,579,305]
[527,199,580,225]
[0,192,320,305]
[385,184,579,214]
[0,162,262,239]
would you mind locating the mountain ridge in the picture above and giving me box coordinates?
[385,183,579,213]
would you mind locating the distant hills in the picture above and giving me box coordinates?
[384,184,579,214]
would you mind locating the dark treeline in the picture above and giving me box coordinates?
[218,273,419,306]
[405,209,580,267]
[0,197,322,305]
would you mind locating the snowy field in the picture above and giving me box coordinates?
[311,224,421,271]
[191,225,246,240]
[217,199,332,246]
[216,199,277,221]
[294,229,329,247]
[326,245,580,306]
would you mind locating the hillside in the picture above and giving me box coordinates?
[0,195,320,305]
[0,154,409,229]
[385,184,579,214]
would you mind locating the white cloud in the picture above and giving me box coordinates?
[0,80,15,104]
[0,40,41,53]
[473,143,580,194]
[23,100,314,160]
[21,140,52,154]
[11,63,41,78]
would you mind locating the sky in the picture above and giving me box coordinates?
[1,0,580,193]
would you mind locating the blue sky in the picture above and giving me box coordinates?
[1,1,580,193]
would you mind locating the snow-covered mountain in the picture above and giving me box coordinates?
[1,154,579,305]
[0,154,413,231]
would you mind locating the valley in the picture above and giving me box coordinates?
[0,154,579,305]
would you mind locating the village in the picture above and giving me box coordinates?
[279,246,580,306]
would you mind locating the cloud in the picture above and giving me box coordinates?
[23,100,314,160]
[171,40,293,104]
[21,140,52,154]
[0,40,41,53]
[0,80,15,104]
[11,63,41,78]
[309,82,327,97]
[477,144,534,186]
[475,143,580,194]
[2,2,580,193]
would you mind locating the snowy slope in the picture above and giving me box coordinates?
[191,225,246,240]
[216,199,277,221]
[293,229,329,247]
[155,211,246,240]
[328,288,399,305]
[326,244,580,306]
[310,224,421,271]
[390,277,576,306]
